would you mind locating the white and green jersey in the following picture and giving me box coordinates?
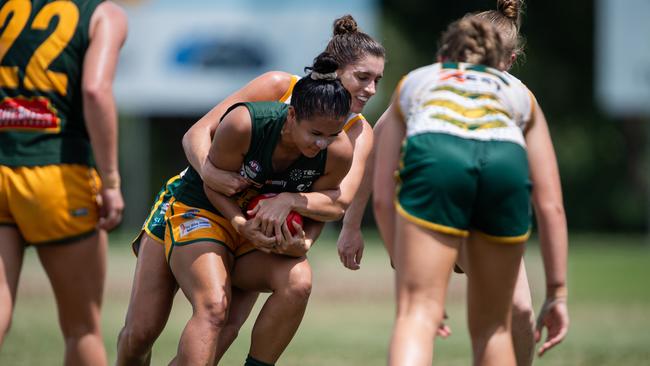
[397,62,534,148]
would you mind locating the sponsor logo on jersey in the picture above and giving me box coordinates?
[289,169,303,181]
[243,160,262,179]
[296,182,313,192]
[179,217,211,237]
[0,96,60,132]
[266,179,287,187]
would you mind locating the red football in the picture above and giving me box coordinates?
[246,193,303,235]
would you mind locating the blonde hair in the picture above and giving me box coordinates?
[470,0,525,59]
[437,17,506,68]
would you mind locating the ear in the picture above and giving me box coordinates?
[287,106,297,125]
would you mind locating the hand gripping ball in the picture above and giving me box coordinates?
[246,193,303,235]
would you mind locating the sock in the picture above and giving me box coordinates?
[244,354,274,366]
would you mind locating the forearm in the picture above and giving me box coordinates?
[83,90,119,187]
[204,184,246,230]
[281,191,344,222]
[373,196,396,259]
[342,152,374,230]
[535,202,569,298]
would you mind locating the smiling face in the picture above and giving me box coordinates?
[287,108,346,158]
[337,54,384,114]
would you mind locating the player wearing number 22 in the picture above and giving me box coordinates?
[0,0,127,365]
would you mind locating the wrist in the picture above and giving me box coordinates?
[279,192,298,210]
[101,171,120,189]
[546,283,568,299]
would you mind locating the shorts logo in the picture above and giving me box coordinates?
[181,208,200,219]
[70,208,89,217]
[159,202,170,214]
[179,218,211,237]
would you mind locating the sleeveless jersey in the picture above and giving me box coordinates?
[398,62,534,148]
[0,0,103,166]
[176,101,328,214]
[283,75,366,132]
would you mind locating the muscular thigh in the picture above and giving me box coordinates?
[1,164,100,244]
[230,252,311,293]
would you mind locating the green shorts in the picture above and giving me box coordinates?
[131,175,182,255]
[397,133,531,243]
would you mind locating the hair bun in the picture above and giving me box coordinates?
[333,14,358,36]
[497,0,520,21]
[309,52,339,76]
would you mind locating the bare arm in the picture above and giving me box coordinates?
[336,118,375,269]
[183,72,293,184]
[525,100,569,356]
[372,96,405,261]
[82,1,127,230]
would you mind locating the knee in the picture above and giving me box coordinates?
[511,302,535,334]
[118,322,159,354]
[196,297,229,329]
[283,264,312,303]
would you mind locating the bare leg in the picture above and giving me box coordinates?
[0,226,24,347]
[117,235,178,366]
[214,287,259,364]
[170,243,233,365]
[465,234,524,366]
[37,231,108,366]
[230,251,312,364]
[459,243,535,366]
[511,260,535,366]
[389,216,461,366]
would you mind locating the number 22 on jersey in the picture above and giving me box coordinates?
[0,0,79,96]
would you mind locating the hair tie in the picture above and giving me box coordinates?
[310,71,337,81]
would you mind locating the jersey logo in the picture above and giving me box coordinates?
[0,96,60,132]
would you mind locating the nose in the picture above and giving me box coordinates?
[315,138,328,150]
[365,81,376,96]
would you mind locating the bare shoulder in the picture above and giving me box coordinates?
[90,1,128,37]
[327,133,354,168]
[247,71,295,98]
[219,105,253,137]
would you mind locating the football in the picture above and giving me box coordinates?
[246,193,303,235]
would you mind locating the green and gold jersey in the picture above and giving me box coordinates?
[175,101,328,215]
[0,0,104,166]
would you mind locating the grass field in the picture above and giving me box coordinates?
[1,229,649,365]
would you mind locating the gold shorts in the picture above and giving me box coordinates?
[0,164,100,244]
[164,199,256,261]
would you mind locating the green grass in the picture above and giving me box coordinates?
[1,230,649,365]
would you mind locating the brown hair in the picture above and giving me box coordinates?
[470,0,525,59]
[325,15,385,67]
[437,17,507,68]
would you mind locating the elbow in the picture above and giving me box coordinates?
[83,83,111,104]
[535,200,566,219]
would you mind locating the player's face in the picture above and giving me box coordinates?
[289,111,345,158]
[338,55,384,114]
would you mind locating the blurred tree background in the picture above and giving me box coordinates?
[370,0,649,232]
